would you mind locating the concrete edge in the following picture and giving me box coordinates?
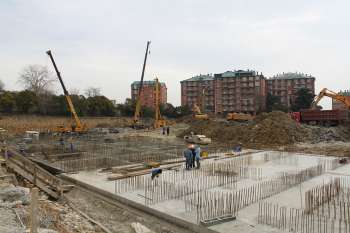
[60,174,218,233]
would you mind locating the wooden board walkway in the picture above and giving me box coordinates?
[4,147,64,199]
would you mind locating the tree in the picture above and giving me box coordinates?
[161,103,177,118]
[0,92,16,113]
[69,88,80,95]
[86,96,115,116]
[175,105,192,117]
[0,79,4,92]
[15,90,38,113]
[266,93,287,112]
[18,65,55,94]
[292,88,315,111]
[117,98,136,117]
[84,87,101,97]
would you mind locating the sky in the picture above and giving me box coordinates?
[1,0,350,108]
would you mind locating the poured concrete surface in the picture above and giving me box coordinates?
[67,151,346,233]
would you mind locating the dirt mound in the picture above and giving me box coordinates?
[179,111,310,147]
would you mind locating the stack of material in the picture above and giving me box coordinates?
[108,162,181,180]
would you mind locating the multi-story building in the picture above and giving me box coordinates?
[267,72,315,110]
[332,90,350,110]
[131,80,167,109]
[180,70,266,115]
[180,74,215,112]
[214,70,266,114]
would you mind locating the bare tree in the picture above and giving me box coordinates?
[69,88,80,95]
[84,87,101,97]
[18,65,55,94]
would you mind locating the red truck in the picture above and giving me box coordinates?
[291,110,348,126]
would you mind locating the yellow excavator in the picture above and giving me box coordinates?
[153,78,166,128]
[193,104,209,120]
[133,41,151,129]
[312,88,350,109]
[46,50,87,133]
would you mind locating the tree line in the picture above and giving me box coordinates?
[0,64,192,118]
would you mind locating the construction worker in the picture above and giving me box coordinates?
[68,136,74,152]
[190,144,196,168]
[195,145,201,169]
[183,146,193,170]
[151,168,162,180]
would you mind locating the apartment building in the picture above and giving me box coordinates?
[267,72,315,110]
[332,90,350,110]
[180,74,215,112]
[180,70,266,115]
[214,70,266,114]
[131,80,167,109]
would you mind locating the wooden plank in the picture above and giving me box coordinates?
[7,160,60,199]
[30,188,39,233]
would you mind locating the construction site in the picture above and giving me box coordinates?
[1,41,350,233]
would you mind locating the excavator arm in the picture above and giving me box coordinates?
[46,50,84,131]
[192,104,202,114]
[312,88,350,109]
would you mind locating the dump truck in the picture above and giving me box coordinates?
[291,109,348,126]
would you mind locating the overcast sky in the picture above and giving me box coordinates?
[1,0,349,108]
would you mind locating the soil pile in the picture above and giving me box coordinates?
[179,111,310,147]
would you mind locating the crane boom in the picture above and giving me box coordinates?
[312,88,350,109]
[153,78,166,128]
[46,50,83,131]
[134,41,151,124]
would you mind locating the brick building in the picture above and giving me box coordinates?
[131,80,167,109]
[332,90,350,110]
[180,74,215,112]
[180,70,266,115]
[214,70,266,114]
[267,72,315,110]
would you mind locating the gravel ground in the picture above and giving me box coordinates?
[65,187,194,233]
[0,207,25,233]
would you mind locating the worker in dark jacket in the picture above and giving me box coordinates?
[195,145,201,169]
[151,168,162,180]
[183,146,193,170]
[190,144,196,168]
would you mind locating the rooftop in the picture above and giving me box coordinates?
[181,74,214,82]
[270,72,315,80]
[338,90,350,96]
[219,69,260,78]
[131,80,166,87]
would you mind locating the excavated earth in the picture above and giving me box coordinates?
[179,111,350,149]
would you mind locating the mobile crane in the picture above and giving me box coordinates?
[312,88,350,109]
[46,50,87,133]
[153,78,166,128]
[133,41,151,129]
